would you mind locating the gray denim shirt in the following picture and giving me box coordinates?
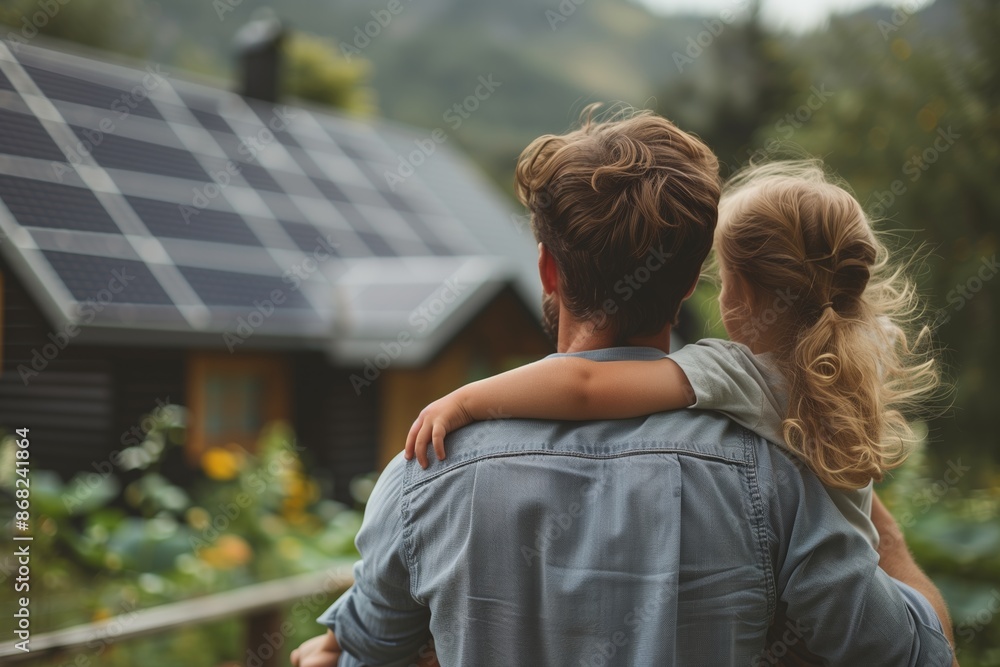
[319,347,952,666]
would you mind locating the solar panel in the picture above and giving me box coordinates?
[0,107,69,162]
[73,127,209,181]
[0,40,535,353]
[323,130,372,161]
[378,187,427,214]
[280,220,341,255]
[21,64,163,119]
[329,199,374,232]
[338,178,393,210]
[42,250,174,305]
[177,265,311,308]
[230,160,284,193]
[246,101,300,148]
[125,195,261,247]
[310,177,352,202]
[202,137,286,192]
[261,192,307,222]
[356,231,397,257]
[202,129,245,157]
[279,145,316,177]
[189,107,234,134]
[398,212,456,254]
[0,174,121,234]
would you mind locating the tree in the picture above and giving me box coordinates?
[655,0,797,175]
[283,31,376,115]
[753,1,1000,472]
[0,0,151,57]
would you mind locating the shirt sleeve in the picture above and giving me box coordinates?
[827,482,881,550]
[763,446,953,666]
[669,339,786,445]
[317,455,431,666]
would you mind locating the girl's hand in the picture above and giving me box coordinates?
[290,630,341,667]
[405,390,475,469]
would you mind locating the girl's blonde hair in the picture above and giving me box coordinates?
[716,160,940,490]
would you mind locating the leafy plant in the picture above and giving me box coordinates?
[0,406,365,665]
[879,436,1000,666]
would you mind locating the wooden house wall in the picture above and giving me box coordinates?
[0,259,117,476]
[292,353,379,504]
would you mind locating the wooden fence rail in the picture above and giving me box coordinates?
[0,563,355,666]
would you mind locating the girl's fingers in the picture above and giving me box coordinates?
[432,422,447,462]
[408,409,452,469]
[404,416,423,460]
[416,420,433,469]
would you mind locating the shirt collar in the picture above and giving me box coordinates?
[547,346,668,362]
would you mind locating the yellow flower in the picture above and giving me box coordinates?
[201,447,243,481]
[281,473,321,524]
[198,534,253,570]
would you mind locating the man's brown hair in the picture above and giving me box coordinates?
[515,105,721,341]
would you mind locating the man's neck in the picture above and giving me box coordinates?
[558,317,672,355]
[626,329,673,354]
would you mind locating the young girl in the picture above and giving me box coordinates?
[404,160,940,548]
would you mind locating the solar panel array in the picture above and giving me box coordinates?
[0,39,528,353]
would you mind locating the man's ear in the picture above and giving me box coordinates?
[538,243,560,296]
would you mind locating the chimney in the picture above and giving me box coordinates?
[234,11,286,103]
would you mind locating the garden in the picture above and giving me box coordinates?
[0,406,369,666]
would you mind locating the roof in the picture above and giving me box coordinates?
[0,38,541,366]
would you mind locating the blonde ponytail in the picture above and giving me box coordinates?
[717,160,940,490]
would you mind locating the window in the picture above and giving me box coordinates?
[186,352,290,462]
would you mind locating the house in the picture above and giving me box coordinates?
[0,28,549,500]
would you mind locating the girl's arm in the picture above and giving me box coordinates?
[404,356,695,468]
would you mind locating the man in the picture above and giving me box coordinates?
[293,108,955,666]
